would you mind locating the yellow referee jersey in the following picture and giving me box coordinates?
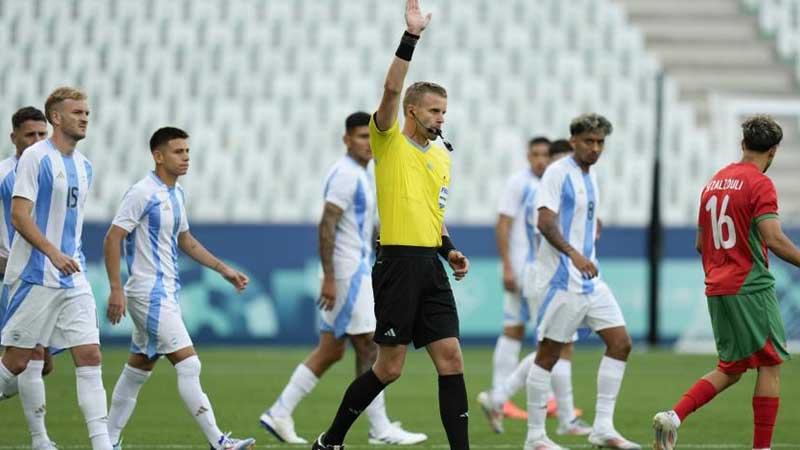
[370,116,451,247]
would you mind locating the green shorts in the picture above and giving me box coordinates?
[708,287,790,372]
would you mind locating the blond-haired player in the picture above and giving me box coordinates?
[0,87,114,450]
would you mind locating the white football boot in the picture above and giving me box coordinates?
[260,410,308,443]
[588,429,642,449]
[477,391,504,433]
[556,417,592,436]
[653,410,680,450]
[368,421,428,445]
[524,434,570,450]
[213,432,256,450]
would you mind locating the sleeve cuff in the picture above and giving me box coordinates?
[370,113,398,135]
[754,213,779,224]
[111,220,136,233]
[11,193,36,203]
[537,203,559,214]
[325,198,349,211]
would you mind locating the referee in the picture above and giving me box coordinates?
[312,1,471,450]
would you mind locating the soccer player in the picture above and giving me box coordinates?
[258,112,426,445]
[489,136,550,421]
[525,114,640,450]
[0,87,114,450]
[311,1,471,449]
[478,138,591,437]
[653,115,796,450]
[103,127,255,450]
[0,106,57,449]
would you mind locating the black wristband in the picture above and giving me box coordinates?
[395,31,420,61]
[438,235,456,259]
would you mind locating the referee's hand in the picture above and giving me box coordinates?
[447,251,470,281]
[318,275,337,311]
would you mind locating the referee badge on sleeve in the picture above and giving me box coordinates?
[438,186,449,209]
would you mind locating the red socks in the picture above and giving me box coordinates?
[673,378,718,421]
[672,378,778,448]
[753,396,779,449]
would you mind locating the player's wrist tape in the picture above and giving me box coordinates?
[395,31,420,61]
[438,235,456,259]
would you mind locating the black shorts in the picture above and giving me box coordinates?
[372,245,459,349]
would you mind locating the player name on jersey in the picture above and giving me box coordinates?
[704,178,744,193]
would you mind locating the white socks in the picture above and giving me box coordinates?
[75,366,113,450]
[551,359,575,426]
[365,391,392,435]
[491,351,535,407]
[525,363,551,441]
[108,364,152,444]
[492,335,522,391]
[269,363,391,434]
[175,356,224,448]
[0,360,17,399]
[269,363,319,418]
[594,356,626,433]
[19,360,50,446]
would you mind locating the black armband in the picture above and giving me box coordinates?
[395,31,420,61]
[438,235,456,259]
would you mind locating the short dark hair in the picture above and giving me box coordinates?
[345,112,371,132]
[149,127,189,152]
[742,115,782,152]
[570,113,613,137]
[12,106,46,130]
[528,136,551,148]
[549,139,573,157]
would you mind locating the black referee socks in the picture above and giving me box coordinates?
[325,368,387,445]
[439,373,470,450]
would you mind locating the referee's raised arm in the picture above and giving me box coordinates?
[374,0,431,131]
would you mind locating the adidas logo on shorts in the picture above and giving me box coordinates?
[384,328,396,337]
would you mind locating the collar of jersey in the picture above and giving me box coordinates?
[148,171,175,190]
[403,136,431,153]
[345,154,367,171]
[45,139,73,158]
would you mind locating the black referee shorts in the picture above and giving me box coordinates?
[372,245,460,349]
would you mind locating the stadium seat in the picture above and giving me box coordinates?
[0,0,716,225]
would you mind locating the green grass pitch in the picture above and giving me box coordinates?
[2,347,799,449]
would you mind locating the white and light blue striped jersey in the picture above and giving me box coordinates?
[533,156,600,294]
[522,176,541,265]
[4,139,93,288]
[497,169,538,278]
[112,172,189,299]
[323,155,376,280]
[0,155,18,259]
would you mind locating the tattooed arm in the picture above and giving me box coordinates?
[318,202,345,310]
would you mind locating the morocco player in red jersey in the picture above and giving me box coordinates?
[653,115,800,450]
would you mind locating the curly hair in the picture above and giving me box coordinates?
[742,115,783,152]
[569,113,613,137]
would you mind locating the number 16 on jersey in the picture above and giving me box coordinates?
[705,194,736,250]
